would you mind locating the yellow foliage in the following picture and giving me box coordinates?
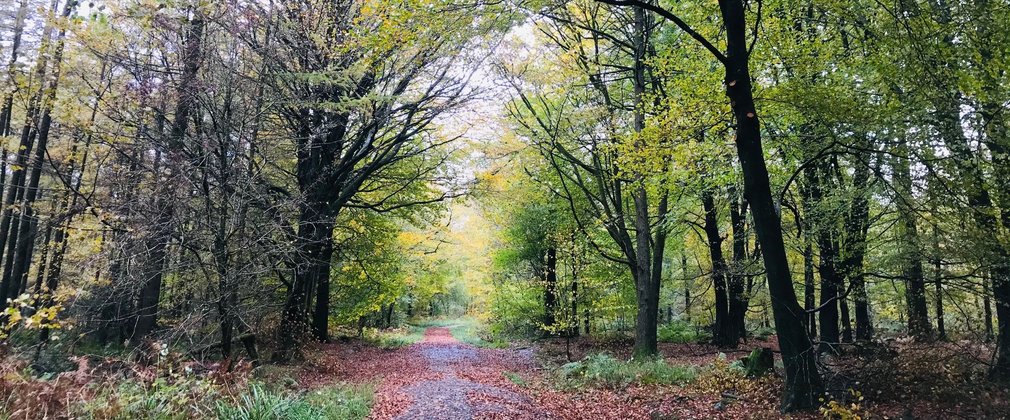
[819,389,866,420]
[1,292,65,341]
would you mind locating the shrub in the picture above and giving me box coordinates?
[215,383,372,420]
[301,383,372,419]
[657,321,710,344]
[215,385,308,420]
[80,376,221,419]
[752,326,776,341]
[559,353,696,389]
[362,327,424,349]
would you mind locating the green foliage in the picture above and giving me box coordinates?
[76,378,372,420]
[215,384,372,420]
[215,385,310,420]
[657,321,710,344]
[79,376,220,419]
[362,326,425,349]
[503,371,527,387]
[299,384,373,420]
[1,292,65,343]
[751,326,776,341]
[558,353,696,389]
[415,317,508,348]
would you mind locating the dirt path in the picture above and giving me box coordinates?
[301,327,543,419]
[299,327,792,419]
[384,327,541,419]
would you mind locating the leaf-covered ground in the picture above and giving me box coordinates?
[297,328,798,419]
[297,328,1010,419]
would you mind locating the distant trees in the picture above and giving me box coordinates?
[0,0,500,364]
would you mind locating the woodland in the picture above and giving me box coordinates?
[0,0,1009,418]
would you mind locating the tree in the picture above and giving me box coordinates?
[254,0,490,360]
[598,0,823,409]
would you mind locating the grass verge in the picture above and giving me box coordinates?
[413,317,508,348]
[557,353,697,389]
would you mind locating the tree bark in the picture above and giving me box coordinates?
[984,271,994,342]
[728,185,750,341]
[892,139,931,339]
[841,153,872,341]
[682,251,691,322]
[0,0,60,303]
[702,189,732,346]
[718,0,824,407]
[803,240,816,339]
[133,10,204,340]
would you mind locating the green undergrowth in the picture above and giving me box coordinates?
[362,326,425,349]
[215,383,373,420]
[74,376,373,420]
[556,353,697,389]
[413,317,509,348]
[657,320,711,344]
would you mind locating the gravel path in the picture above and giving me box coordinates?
[389,328,541,420]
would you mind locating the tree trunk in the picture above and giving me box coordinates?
[276,200,334,361]
[682,251,691,322]
[544,246,558,329]
[974,4,1010,380]
[702,189,733,346]
[719,0,823,407]
[984,271,994,342]
[309,218,335,342]
[570,251,579,336]
[803,241,816,339]
[0,1,58,303]
[629,5,660,359]
[804,161,841,350]
[0,0,29,194]
[728,185,750,341]
[133,10,204,341]
[892,139,931,339]
[841,153,873,341]
[839,297,852,343]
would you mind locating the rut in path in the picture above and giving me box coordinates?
[380,327,543,420]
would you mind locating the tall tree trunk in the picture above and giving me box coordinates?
[544,246,558,329]
[277,199,334,361]
[309,217,335,342]
[0,0,59,303]
[984,271,994,342]
[0,0,29,192]
[570,246,579,336]
[719,0,823,407]
[682,251,691,322]
[803,239,816,339]
[728,185,749,341]
[841,153,872,341]
[629,4,660,359]
[134,10,204,340]
[974,0,1010,379]
[892,139,931,339]
[702,189,732,346]
[804,161,841,350]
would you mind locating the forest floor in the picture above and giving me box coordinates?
[298,326,795,419]
[3,321,1008,418]
[296,324,1010,419]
